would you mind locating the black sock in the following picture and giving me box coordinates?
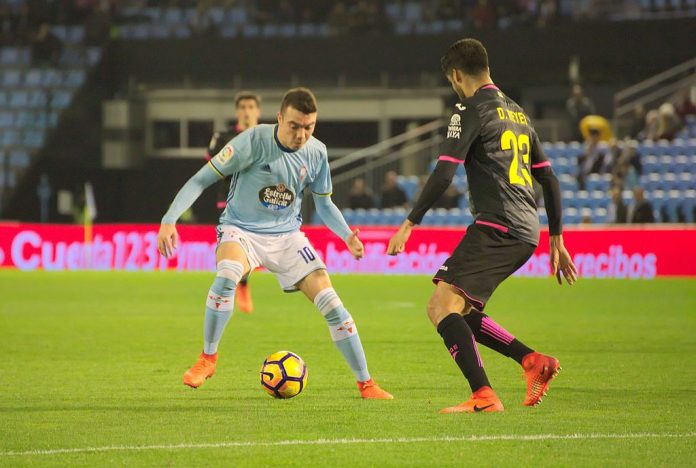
[463,311,534,365]
[437,313,491,393]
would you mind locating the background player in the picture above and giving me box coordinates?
[204,91,262,313]
[387,39,577,413]
[158,88,392,400]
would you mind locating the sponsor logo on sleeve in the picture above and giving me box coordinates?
[447,113,461,139]
[215,145,234,165]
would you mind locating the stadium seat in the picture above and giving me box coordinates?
[663,191,682,222]
[677,173,693,191]
[650,190,666,221]
[242,25,261,37]
[2,69,22,87]
[0,91,7,107]
[0,111,13,128]
[23,130,44,148]
[65,70,86,88]
[591,207,608,224]
[24,69,43,87]
[8,90,28,109]
[27,90,48,108]
[8,149,30,169]
[642,155,659,174]
[681,191,696,222]
[50,91,73,109]
[564,207,580,225]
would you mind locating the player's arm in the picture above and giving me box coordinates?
[311,151,363,260]
[387,105,480,255]
[158,130,255,258]
[157,163,222,257]
[530,133,577,285]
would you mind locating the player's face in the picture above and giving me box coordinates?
[235,99,260,129]
[276,106,317,150]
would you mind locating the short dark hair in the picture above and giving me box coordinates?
[234,91,261,108]
[280,87,317,114]
[440,38,489,77]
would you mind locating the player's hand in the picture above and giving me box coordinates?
[157,223,179,258]
[549,235,577,285]
[387,220,413,256]
[345,229,364,260]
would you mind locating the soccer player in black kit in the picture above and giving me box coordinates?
[388,39,578,413]
[205,91,262,313]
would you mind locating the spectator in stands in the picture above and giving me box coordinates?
[327,2,350,36]
[610,140,641,190]
[642,109,659,140]
[627,103,646,139]
[607,186,627,224]
[348,177,375,209]
[566,84,596,141]
[628,186,654,223]
[675,87,696,121]
[576,128,608,190]
[434,184,461,209]
[654,102,682,141]
[30,23,62,66]
[470,0,497,29]
[380,170,408,209]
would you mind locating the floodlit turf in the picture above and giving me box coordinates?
[0,271,694,466]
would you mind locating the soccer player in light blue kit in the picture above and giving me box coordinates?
[157,88,393,399]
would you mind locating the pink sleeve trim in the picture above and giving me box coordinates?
[532,161,551,169]
[438,155,466,164]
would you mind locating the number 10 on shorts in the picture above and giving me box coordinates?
[297,246,316,264]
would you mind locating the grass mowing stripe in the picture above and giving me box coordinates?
[3,432,695,457]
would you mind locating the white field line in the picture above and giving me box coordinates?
[1,432,695,457]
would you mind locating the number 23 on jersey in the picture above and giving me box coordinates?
[501,130,532,187]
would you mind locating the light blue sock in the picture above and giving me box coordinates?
[203,260,243,355]
[314,288,371,382]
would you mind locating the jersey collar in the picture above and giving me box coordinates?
[475,83,499,94]
[274,125,298,153]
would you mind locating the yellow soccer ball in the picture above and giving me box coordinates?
[260,351,308,399]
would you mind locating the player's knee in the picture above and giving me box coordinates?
[426,295,447,327]
[211,260,244,296]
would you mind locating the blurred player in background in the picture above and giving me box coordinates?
[388,39,577,413]
[205,92,262,313]
[158,88,392,400]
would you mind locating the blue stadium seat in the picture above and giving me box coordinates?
[87,48,102,66]
[397,175,419,202]
[220,25,239,38]
[207,7,225,24]
[0,91,7,107]
[68,26,85,43]
[395,22,412,35]
[672,155,689,174]
[585,174,606,192]
[24,69,43,87]
[661,173,677,191]
[681,191,696,223]
[445,19,464,31]
[8,90,28,108]
[242,24,261,37]
[279,24,297,37]
[0,130,20,146]
[23,130,44,148]
[663,192,682,222]
[642,173,662,192]
[150,24,171,39]
[51,25,68,42]
[642,155,659,174]
[42,69,62,87]
[228,6,249,24]
[9,149,30,169]
[575,190,591,209]
[27,90,48,108]
[590,190,608,210]
[2,69,22,87]
[65,70,86,87]
[649,190,666,221]
[298,24,318,36]
[341,208,355,225]
[0,111,13,128]
[352,208,367,225]
[658,155,676,173]
[162,8,183,24]
[50,91,72,109]
[591,208,608,224]
[365,208,381,225]
[564,208,580,225]
[538,211,548,226]
[677,173,693,191]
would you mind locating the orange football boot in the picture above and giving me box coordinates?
[357,379,394,399]
[183,352,217,388]
[235,280,253,314]
[522,352,561,406]
[439,386,504,413]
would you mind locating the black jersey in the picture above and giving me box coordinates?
[409,84,557,246]
[206,124,243,209]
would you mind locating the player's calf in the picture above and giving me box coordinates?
[314,288,393,399]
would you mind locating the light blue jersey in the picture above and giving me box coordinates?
[208,124,331,234]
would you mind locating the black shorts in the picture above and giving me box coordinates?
[432,222,536,312]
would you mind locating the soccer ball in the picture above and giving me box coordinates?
[260,351,308,399]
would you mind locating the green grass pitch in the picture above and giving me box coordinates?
[0,271,694,466]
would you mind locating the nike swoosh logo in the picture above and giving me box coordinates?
[473,403,494,412]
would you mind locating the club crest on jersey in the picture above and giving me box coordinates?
[259,183,295,211]
[447,114,461,139]
[216,145,234,165]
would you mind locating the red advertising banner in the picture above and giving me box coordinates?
[0,223,694,278]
